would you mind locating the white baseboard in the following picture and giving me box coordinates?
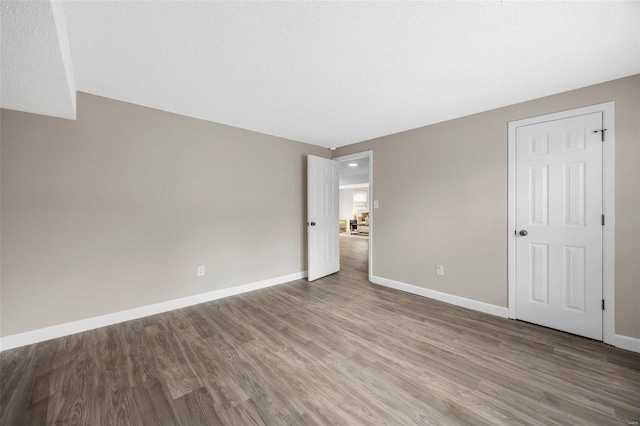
[5,271,635,354]
[0,271,307,352]
[370,275,509,318]
[370,276,640,354]
[613,334,640,353]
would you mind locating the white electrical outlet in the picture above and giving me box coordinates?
[197,265,205,276]
[436,265,444,276]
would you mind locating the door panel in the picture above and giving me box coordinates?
[307,155,339,281]
[515,112,603,340]
[530,165,549,226]
[564,245,586,312]
[529,243,549,305]
[563,161,586,226]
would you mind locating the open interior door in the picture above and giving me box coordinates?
[307,155,339,281]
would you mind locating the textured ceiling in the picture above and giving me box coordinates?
[1,1,76,119]
[2,1,639,147]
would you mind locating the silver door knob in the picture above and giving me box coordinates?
[519,230,528,236]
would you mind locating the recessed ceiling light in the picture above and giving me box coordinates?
[348,163,358,167]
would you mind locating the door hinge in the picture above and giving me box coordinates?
[601,215,605,226]
[594,128,607,142]
[602,299,605,310]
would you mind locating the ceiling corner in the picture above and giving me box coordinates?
[1,0,77,119]
[51,0,76,117]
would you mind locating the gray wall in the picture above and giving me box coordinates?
[334,74,640,339]
[339,187,369,221]
[1,92,329,337]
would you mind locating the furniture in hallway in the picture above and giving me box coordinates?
[356,211,369,234]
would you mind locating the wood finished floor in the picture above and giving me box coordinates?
[1,237,639,425]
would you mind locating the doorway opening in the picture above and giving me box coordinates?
[333,151,373,281]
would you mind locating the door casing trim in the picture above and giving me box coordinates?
[507,102,615,345]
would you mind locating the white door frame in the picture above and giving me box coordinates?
[508,102,615,345]
[332,150,373,282]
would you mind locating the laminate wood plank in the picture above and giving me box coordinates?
[1,339,60,425]
[171,386,224,426]
[230,397,268,426]
[1,236,639,425]
[120,320,158,386]
[314,353,437,425]
[93,326,141,425]
[131,380,178,426]
[0,345,33,391]
[470,380,568,426]
[175,325,250,410]
[183,306,219,340]
[234,326,361,424]
[24,396,49,426]
[200,304,255,346]
[0,372,36,425]
[220,301,294,355]
[243,338,363,425]
[0,345,36,425]
[28,373,50,410]
[142,323,203,400]
[164,309,193,332]
[45,358,92,425]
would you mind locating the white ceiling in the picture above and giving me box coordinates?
[1,1,76,119]
[339,157,370,186]
[2,1,639,148]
